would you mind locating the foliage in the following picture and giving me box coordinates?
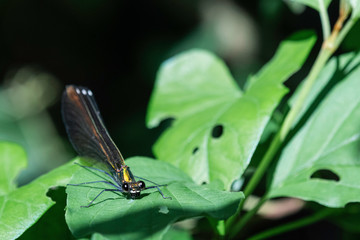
[0,142,77,240]
[147,31,315,190]
[1,0,360,239]
[66,157,242,240]
[269,52,360,207]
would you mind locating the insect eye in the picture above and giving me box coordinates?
[138,181,146,189]
[122,183,129,191]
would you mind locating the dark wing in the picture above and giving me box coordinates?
[61,85,125,169]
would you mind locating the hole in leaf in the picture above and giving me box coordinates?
[212,124,223,138]
[192,147,199,154]
[151,117,175,141]
[164,117,175,126]
[156,117,175,130]
[310,169,340,182]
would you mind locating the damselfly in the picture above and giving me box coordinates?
[62,85,170,207]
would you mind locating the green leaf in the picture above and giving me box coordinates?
[147,31,316,190]
[0,142,78,240]
[65,157,243,240]
[291,0,332,11]
[0,142,27,195]
[269,52,360,207]
[290,51,360,126]
[19,187,74,240]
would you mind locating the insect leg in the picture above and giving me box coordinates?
[68,180,119,189]
[145,185,172,200]
[133,175,167,187]
[81,189,122,208]
[74,162,117,182]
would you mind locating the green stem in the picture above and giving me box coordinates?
[247,208,337,240]
[279,48,331,140]
[225,47,331,233]
[229,195,268,239]
[318,0,331,39]
[208,218,225,238]
[226,6,358,237]
[225,4,358,237]
[334,16,357,48]
[225,132,280,230]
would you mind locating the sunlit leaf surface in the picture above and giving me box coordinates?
[269,52,360,207]
[147,32,316,190]
[65,157,243,240]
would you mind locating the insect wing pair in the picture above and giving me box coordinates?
[62,85,170,207]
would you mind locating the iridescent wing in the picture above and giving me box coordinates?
[61,85,125,170]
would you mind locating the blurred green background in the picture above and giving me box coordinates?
[0,0,358,186]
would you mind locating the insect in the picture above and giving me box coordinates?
[62,85,170,207]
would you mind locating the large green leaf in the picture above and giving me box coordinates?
[269,52,360,207]
[0,142,77,240]
[291,0,332,11]
[147,31,316,190]
[65,157,243,240]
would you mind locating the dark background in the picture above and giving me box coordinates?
[1,1,360,239]
[0,0,359,189]
[1,0,358,186]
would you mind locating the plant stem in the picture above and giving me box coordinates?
[247,208,337,240]
[225,47,331,233]
[225,132,280,230]
[334,16,357,48]
[318,0,331,39]
[225,3,357,236]
[279,48,331,140]
[208,218,225,238]
[229,195,268,239]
